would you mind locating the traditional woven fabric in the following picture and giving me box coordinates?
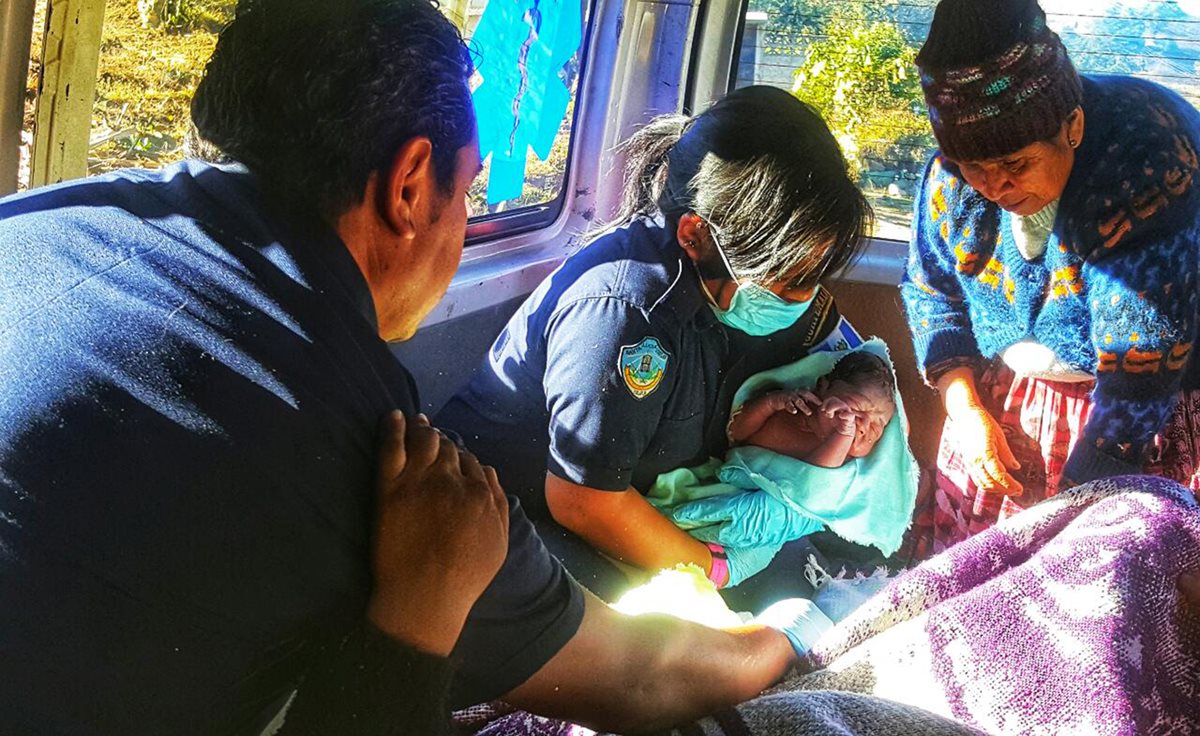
[778,475,1200,736]
[455,479,1198,735]
[456,694,978,736]
[1146,388,1200,493]
[662,691,980,736]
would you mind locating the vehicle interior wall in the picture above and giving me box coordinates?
[393,295,530,415]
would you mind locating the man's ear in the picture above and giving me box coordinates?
[380,137,436,239]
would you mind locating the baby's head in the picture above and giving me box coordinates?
[818,352,897,457]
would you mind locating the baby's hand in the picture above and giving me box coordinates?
[767,389,821,416]
[821,397,858,436]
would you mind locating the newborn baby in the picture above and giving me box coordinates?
[727,352,897,468]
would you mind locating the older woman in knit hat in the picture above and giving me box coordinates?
[902,0,1200,554]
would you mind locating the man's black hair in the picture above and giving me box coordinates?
[192,0,475,221]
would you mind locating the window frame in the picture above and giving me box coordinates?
[0,0,37,197]
[6,0,597,239]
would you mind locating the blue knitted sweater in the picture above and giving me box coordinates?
[902,76,1200,484]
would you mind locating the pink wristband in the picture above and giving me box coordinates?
[706,543,730,588]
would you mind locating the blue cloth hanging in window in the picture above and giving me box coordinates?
[470,0,582,204]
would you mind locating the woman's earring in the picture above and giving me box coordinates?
[1068,136,1078,148]
[685,239,696,248]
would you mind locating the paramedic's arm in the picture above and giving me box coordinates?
[546,473,715,575]
[540,297,719,578]
[281,412,508,734]
[504,590,797,734]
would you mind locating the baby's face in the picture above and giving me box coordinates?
[823,380,895,458]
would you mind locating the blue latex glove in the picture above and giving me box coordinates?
[671,490,823,548]
[724,541,784,588]
[754,598,835,656]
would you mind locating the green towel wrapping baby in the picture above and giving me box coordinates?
[648,338,919,588]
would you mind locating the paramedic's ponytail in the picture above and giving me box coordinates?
[597,114,688,235]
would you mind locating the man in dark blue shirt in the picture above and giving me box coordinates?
[0,154,583,732]
[0,0,806,733]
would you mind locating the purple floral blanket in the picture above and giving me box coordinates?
[777,475,1200,735]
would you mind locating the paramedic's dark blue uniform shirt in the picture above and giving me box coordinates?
[0,163,582,733]
[441,217,727,505]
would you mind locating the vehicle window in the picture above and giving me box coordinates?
[87,1,236,177]
[17,0,590,228]
[734,0,1200,242]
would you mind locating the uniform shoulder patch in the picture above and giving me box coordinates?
[619,336,670,400]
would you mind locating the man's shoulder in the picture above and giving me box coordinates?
[0,161,246,221]
[0,162,255,269]
[0,163,257,334]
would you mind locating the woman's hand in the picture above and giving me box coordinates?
[936,366,1023,497]
[949,405,1024,497]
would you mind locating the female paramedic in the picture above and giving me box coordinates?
[901,0,1200,557]
[438,85,871,605]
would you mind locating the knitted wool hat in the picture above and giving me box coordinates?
[917,0,1082,162]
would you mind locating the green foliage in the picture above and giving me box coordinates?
[788,4,931,175]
